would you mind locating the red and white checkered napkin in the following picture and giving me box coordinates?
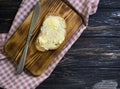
[0,0,99,89]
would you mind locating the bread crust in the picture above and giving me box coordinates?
[35,13,66,52]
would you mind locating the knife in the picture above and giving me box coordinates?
[16,1,40,74]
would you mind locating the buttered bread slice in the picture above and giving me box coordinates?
[35,14,66,52]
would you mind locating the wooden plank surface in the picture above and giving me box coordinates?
[0,0,120,89]
[0,0,21,33]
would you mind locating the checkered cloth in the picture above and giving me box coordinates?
[0,0,99,89]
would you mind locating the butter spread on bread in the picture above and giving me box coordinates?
[35,15,66,52]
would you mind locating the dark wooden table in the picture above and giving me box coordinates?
[0,0,120,89]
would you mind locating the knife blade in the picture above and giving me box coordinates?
[16,1,40,74]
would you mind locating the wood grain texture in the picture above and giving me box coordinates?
[4,0,83,76]
[99,0,120,8]
[0,0,21,33]
[36,68,120,89]
[0,0,120,88]
[89,9,120,26]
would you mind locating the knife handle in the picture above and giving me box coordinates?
[16,34,32,74]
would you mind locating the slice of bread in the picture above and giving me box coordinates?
[35,14,66,52]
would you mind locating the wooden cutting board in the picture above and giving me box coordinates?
[4,0,83,76]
